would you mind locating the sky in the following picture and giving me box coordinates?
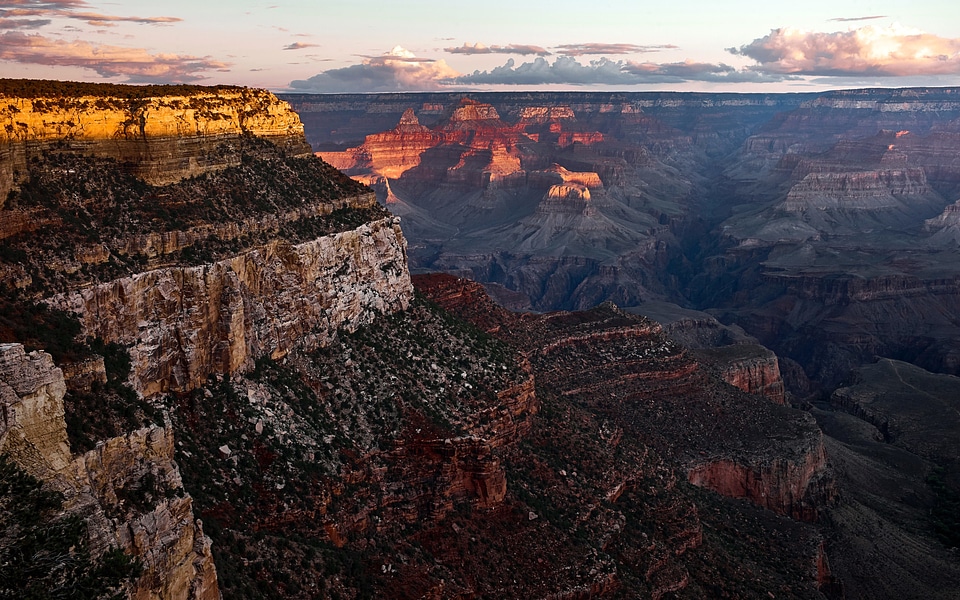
[1,0,960,93]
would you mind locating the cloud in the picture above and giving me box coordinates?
[554,43,679,56]
[290,45,460,92]
[284,42,318,50]
[730,24,960,76]
[61,11,181,27]
[451,55,783,86]
[1,1,87,10]
[829,16,887,22]
[445,42,550,56]
[0,2,179,28]
[0,18,50,29]
[0,31,230,82]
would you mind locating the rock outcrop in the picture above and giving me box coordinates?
[318,108,443,179]
[687,430,833,522]
[416,274,832,597]
[694,344,786,404]
[48,216,412,396]
[0,86,312,199]
[0,343,218,600]
[0,342,72,476]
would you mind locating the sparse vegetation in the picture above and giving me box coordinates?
[0,136,377,296]
[0,455,142,600]
[0,78,244,99]
[163,292,527,599]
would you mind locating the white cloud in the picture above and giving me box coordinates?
[451,56,783,86]
[730,24,960,76]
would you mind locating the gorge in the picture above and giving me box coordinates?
[1,80,959,599]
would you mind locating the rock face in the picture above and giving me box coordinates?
[624,302,788,404]
[0,343,218,600]
[687,433,832,522]
[0,342,72,476]
[294,90,960,388]
[48,216,412,396]
[318,108,443,179]
[693,344,786,404]
[420,276,830,523]
[0,80,417,599]
[0,87,312,199]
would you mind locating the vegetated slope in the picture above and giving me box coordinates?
[2,135,373,296]
[155,277,833,599]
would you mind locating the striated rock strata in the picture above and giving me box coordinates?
[0,86,312,200]
[417,274,833,595]
[48,216,412,396]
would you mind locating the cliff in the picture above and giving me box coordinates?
[317,108,443,179]
[0,343,218,600]
[624,301,787,403]
[0,80,415,599]
[0,86,312,200]
[48,216,411,396]
[695,344,786,404]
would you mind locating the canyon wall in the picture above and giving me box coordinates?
[48,216,412,396]
[0,87,313,200]
[0,343,218,600]
[0,82,418,599]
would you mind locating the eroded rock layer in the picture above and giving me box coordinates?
[48,217,411,396]
[1,85,312,198]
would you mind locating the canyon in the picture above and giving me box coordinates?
[287,88,960,597]
[289,89,960,389]
[0,79,959,599]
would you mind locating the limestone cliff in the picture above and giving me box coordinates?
[0,343,218,600]
[0,86,312,200]
[47,216,412,396]
[687,426,835,522]
[318,108,443,179]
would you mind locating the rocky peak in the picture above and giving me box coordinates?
[547,183,591,202]
[448,97,501,122]
[395,107,431,133]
